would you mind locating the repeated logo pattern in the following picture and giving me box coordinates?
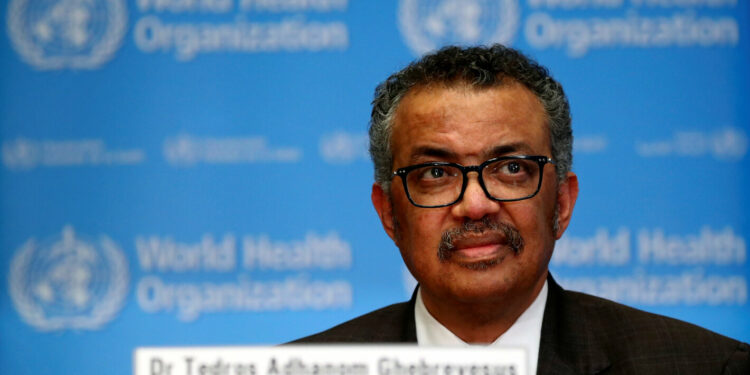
[398,0,520,55]
[7,0,128,69]
[9,226,129,331]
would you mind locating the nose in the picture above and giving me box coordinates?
[450,173,501,220]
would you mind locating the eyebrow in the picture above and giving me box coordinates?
[408,146,458,163]
[486,142,535,157]
[407,142,535,163]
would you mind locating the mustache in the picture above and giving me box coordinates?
[437,217,525,262]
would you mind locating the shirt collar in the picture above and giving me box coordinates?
[414,280,548,375]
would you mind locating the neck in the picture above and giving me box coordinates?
[419,276,547,343]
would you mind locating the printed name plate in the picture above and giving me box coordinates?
[134,345,527,375]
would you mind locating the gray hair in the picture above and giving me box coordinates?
[369,44,572,193]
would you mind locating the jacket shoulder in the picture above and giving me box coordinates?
[565,289,739,344]
[560,289,749,373]
[290,301,414,343]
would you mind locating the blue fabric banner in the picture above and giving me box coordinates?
[1,1,748,374]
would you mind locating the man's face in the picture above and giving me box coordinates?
[372,82,578,309]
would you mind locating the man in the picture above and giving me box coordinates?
[295,45,749,374]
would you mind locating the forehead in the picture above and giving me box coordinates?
[391,82,549,163]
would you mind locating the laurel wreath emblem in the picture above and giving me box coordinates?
[8,231,129,331]
[398,0,520,56]
[6,0,128,70]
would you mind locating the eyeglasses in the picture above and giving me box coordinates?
[393,155,555,208]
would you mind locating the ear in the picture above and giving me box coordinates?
[554,172,579,239]
[372,183,397,242]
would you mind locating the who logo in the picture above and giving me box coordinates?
[9,226,129,331]
[398,0,520,56]
[6,0,128,70]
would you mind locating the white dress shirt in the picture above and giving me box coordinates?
[414,280,549,375]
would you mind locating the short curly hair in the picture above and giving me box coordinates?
[369,44,572,193]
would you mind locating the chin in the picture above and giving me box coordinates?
[452,252,508,271]
[438,264,521,302]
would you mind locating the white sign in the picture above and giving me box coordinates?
[134,346,528,375]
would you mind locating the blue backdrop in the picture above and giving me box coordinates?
[1,1,748,374]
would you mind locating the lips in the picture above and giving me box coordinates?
[437,219,525,268]
[450,233,509,261]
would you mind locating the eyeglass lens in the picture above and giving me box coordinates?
[405,158,542,207]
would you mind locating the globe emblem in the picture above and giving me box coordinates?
[399,0,520,56]
[712,127,748,161]
[9,226,129,331]
[2,138,40,170]
[163,134,200,166]
[319,132,369,164]
[6,0,128,69]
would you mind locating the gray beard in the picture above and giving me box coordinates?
[437,217,525,270]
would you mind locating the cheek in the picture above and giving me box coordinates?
[396,208,446,259]
[520,174,559,228]
[407,210,440,246]
[507,199,555,246]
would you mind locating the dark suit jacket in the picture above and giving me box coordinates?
[294,277,749,374]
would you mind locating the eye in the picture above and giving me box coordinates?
[410,165,459,185]
[423,167,448,179]
[485,159,533,181]
[503,162,521,174]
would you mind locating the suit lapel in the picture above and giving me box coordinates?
[401,286,419,342]
[537,276,611,375]
[407,279,611,373]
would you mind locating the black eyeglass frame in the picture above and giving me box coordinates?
[392,155,556,208]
